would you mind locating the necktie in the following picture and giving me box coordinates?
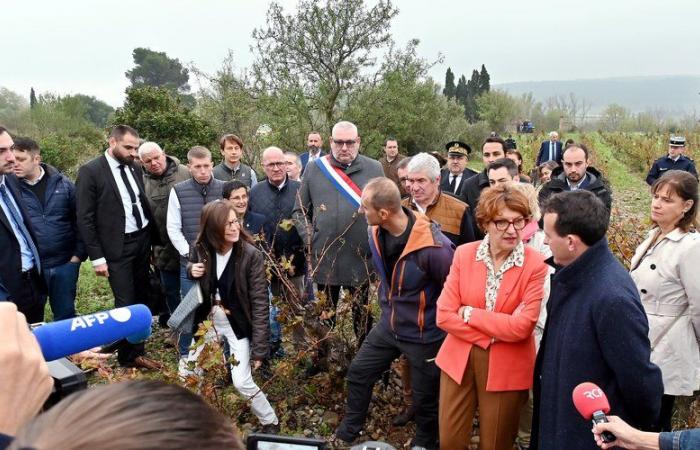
[118,165,143,229]
[0,183,41,271]
[449,175,457,193]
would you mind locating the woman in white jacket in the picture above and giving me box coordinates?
[630,170,700,432]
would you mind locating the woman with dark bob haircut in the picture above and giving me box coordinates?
[8,380,244,450]
[630,170,700,432]
[184,200,278,430]
[435,185,548,450]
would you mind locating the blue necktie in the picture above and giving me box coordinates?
[0,183,41,271]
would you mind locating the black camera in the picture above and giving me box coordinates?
[43,357,87,409]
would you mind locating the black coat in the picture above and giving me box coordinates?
[460,169,489,239]
[0,174,43,301]
[531,238,663,450]
[538,166,612,212]
[439,167,478,203]
[76,155,159,262]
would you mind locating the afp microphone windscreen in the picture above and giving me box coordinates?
[572,381,611,419]
[33,304,153,361]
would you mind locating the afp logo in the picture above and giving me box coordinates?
[583,388,604,400]
[70,307,132,331]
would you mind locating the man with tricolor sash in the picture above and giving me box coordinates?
[293,121,384,373]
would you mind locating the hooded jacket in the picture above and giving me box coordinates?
[368,210,454,344]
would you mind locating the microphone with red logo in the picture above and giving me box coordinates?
[572,382,616,444]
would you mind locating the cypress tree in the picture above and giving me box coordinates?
[443,67,456,99]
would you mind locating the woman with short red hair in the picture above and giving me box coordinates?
[436,185,548,450]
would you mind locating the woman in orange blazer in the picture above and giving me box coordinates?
[436,185,548,450]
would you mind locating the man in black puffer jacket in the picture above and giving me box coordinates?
[538,142,612,214]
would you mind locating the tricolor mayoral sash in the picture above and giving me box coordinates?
[315,155,362,208]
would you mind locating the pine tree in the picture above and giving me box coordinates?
[443,67,456,99]
[30,87,37,109]
[479,64,490,94]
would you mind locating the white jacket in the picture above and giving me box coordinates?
[630,227,700,396]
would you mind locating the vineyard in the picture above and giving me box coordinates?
[67,131,700,448]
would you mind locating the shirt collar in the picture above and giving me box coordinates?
[475,234,525,267]
[566,173,587,190]
[268,177,287,190]
[224,161,241,172]
[22,166,45,186]
[104,150,122,169]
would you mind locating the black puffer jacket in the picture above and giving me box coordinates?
[187,240,270,360]
[538,166,612,212]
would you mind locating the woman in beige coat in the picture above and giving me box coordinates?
[630,170,700,432]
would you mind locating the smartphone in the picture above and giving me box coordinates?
[246,433,326,450]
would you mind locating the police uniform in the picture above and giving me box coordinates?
[439,141,478,201]
[646,136,698,186]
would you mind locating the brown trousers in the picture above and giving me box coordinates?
[398,355,413,405]
[439,346,527,450]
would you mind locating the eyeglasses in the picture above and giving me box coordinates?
[264,161,290,168]
[492,217,527,231]
[332,139,357,148]
[226,219,240,228]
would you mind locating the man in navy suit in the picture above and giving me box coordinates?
[299,131,325,173]
[0,126,46,323]
[535,131,563,167]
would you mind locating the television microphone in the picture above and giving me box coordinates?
[33,304,152,361]
[572,382,616,444]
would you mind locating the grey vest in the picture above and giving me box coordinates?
[173,177,224,245]
[213,162,255,187]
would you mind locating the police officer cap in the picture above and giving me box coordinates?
[670,136,686,147]
[445,140,472,156]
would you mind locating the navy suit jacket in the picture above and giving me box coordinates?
[536,140,563,166]
[0,174,42,301]
[299,150,325,173]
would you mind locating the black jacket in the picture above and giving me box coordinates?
[460,169,490,239]
[187,240,270,360]
[76,155,158,262]
[439,167,478,203]
[531,238,663,449]
[538,166,612,212]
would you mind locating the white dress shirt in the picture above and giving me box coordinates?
[92,152,149,267]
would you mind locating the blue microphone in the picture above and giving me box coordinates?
[33,304,153,361]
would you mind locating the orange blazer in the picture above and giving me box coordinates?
[436,241,548,391]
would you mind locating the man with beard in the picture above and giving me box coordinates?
[299,131,325,173]
[76,125,161,369]
[0,127,46,322]
[538,143,612,213]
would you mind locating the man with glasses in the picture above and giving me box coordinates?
[249,147,305,359]
[293,121,384,373]
[0,127,46,323]
[76,125,160,369]
[166,145,224,373]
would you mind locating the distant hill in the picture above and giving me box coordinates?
[496,76,700,117]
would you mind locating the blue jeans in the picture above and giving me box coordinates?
[43,261,80,321]
[178,264,195,356]
[159,269,181,315]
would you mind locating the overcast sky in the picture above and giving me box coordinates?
[3,0,699,107]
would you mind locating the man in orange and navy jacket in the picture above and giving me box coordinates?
[334,178,454,450]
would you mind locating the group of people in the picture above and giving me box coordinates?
[0,121,698,450]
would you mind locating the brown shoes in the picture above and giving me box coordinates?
[131,356,164,370]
